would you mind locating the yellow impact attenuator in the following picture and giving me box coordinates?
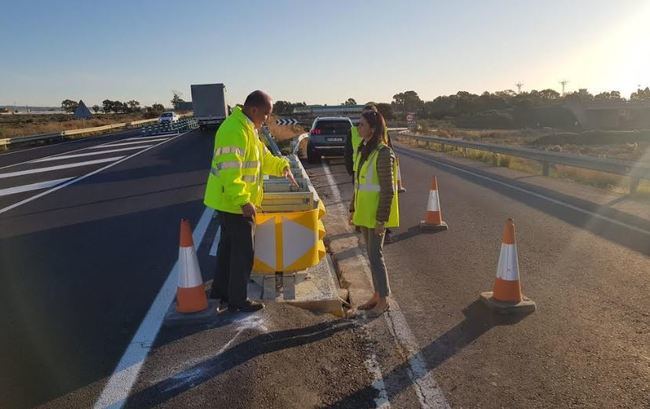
[253,207,326,274]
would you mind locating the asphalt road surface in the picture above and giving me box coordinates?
[1,129,648,408]
[0,128,213,408]
[305,143,649,408]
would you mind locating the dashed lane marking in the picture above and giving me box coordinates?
[31,146,153,162]
[0,177,74,197]
[0,132,184,215]
[0,157,124,179]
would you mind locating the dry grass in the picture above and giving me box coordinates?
[396,134,650,199]
[267,114,304,142]
[0,113,146,138]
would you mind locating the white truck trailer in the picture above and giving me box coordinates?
[190,83,227,129]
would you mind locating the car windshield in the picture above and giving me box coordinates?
[314,120,350,134]
[162,113,172,117]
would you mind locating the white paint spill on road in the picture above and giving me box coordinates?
[364,354,391,409]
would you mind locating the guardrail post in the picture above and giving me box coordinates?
[542,161,550,176]
[630,177,640,194]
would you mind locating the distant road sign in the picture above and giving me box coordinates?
[276,118,298,126]
[406,112,416,130]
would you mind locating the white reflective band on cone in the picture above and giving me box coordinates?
[426,191,440,211]
[178,246,202,288]
[496,243,520,281]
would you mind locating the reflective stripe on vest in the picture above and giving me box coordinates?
[357,156,380,192]
[210,160,259,176]
[214,146,243,156]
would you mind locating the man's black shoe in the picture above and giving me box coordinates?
[228,300,264,313]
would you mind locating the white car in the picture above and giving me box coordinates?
[159,111,180,123]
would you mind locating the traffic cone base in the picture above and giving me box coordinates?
[177,286,209,313]
[480,291,536,314]
[419,219,448,231]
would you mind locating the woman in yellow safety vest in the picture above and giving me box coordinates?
[349,110,399,316]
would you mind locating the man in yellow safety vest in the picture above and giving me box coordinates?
[204,90,297,312]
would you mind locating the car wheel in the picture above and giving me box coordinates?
[307,142,320,163]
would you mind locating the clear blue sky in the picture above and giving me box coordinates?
[1,0,649,108]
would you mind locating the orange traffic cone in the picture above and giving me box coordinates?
[176,218,208,313]
[419,176,448,231]
[480,218,536,313]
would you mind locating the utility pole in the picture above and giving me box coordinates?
[559,80,569,96]
[515,82,524,94]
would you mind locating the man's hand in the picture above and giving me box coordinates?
[241,202,257,219]
[284,167,299,188]
[375,222,386,236]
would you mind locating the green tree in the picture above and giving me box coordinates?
[61,99,78,113]
[151,103,165,113]
[392,91,423,115]
[630,87,650,101]
[102,99,114,113]
[273,100,293,115]
[91,105,100,113]
[594,91,623,102]
[343,98,357,105]
[171,93,185,110]
[127,100,141,113]
[564,88,592,104]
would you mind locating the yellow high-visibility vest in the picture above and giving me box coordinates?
[351,126,362,173]
[352,144,399,228]
[204,106,289,214]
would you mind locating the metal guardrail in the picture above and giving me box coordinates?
[0,132,64,149]
[141,118,199,136]
[393,131,650,193]
[0,117,198,150]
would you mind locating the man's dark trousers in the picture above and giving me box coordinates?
[210,211,256,306]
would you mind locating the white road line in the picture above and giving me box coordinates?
[0,157,124,179]
[0,177,74,197]
[322,161,450,409]
[31,146,152,162]
[0,136,138,171]
[209,225,221,256]
[89,138,169,149]
[397,146,650,237]
[0,131,186,215]
[125,134,176,141]
[94,207,214,409]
